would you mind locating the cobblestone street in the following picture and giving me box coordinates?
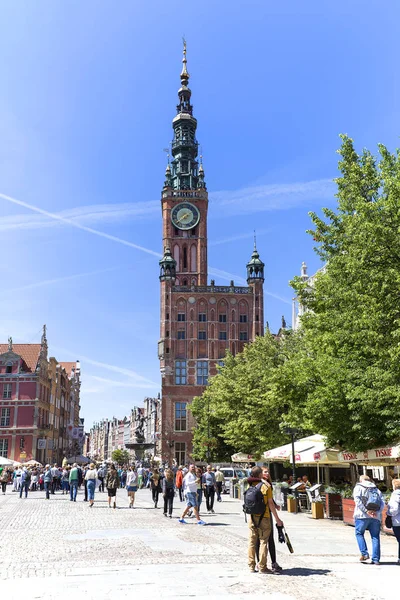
[0,486,398,599]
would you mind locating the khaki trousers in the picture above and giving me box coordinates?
[248,516,271,572]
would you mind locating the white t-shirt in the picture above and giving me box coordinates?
[126,471,138,487]
[183,472,198,493]
[85,469,98,481]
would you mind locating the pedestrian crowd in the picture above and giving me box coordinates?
[3,460,400,573]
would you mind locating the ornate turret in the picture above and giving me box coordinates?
[159,247,176,281]
[167,40,205,191]
[246,239,265,283]
[39,324,48,360]
[164,161,172,188]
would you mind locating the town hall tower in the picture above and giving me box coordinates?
[158,43,264,464]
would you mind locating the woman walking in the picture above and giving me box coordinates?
[126,466,138,508]
[84,463,98,508]
[105,464,120,509]
[388,478,400,563]
[162,468,175,518]
[196,467,204,514]
[61,467,69,495]
[150,469,161,508]
[1,468,9,494]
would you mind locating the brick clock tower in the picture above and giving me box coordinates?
[158,43,265,465]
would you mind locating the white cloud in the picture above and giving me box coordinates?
[0,189,302,306]
[0,201,159,232]
[0,192,160,257]
[0,179,333,233]
[211,179,334,215]
[2,266,120,294]
[87,375,157,389]
[209,229,271,247]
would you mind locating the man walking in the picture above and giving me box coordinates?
[175,466,184,502]
[179,464,206,525]
[204,465,216,514]
[353,474,384,564]
[44,464,53,500]
[97,465,105,492]
[19,468,31,499]
[51,464,59,494]
[215,467,225,502]
[246,466,283,574]
[69,463,79,502]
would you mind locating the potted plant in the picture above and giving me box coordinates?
[312,499,324,519]
[287,494,296,513]
[324,485,343,520]
[341,486,355,526]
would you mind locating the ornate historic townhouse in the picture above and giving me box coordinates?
[158,44,265,465]
[0,327,81,463]
[89,397,160,461]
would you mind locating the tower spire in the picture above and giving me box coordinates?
[180,38,189,86]
[165,40,205,191]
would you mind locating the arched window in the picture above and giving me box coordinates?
[183,247,188,269]
[190,245,197,272]
[173,245,180,268]
[6,362,12,374]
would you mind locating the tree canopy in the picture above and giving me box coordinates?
[290,135,400,451]
[190,333,293,460]
[111,449,130,465]
[191,135,400,457]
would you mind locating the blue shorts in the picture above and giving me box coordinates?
[127,486,137,493]
[186,491,198,508]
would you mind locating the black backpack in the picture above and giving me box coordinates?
[25,471,31,483]
[363,486,381,512]
[243,482,266,516]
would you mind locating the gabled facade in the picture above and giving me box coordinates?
[0,328,81,463]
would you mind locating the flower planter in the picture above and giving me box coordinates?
[342,498,355,526]
[287,497,296,513]
[312,502,324,519]
[325,493,343,520]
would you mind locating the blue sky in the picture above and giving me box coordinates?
[0,1,399,427]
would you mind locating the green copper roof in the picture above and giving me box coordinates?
[165,41,206,192]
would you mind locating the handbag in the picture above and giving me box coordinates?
[385,513,393,529]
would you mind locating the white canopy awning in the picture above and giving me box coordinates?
[231,453,256,463]
[338,444,400,464]
[0,456,13,466]
[264,435,347,466]
[264,435,325,461]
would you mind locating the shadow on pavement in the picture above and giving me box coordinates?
[281,567,331,577]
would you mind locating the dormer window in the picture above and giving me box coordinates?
[6,363,12,374]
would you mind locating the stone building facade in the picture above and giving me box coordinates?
[158,44,265,465]
[0,327,81,464]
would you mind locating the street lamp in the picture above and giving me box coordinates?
[283,426,301,514]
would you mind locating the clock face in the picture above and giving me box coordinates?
[171,202,200,230]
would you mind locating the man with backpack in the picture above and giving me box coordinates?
[19,468,31,498]
[243,466,283,574]
[353,474,384,565]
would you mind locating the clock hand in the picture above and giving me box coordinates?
[177,212,191,223]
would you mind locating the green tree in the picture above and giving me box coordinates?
[111,449,130,465]
[190,333,291,459]
[291,135,400,451]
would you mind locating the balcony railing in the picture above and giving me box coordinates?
[162,189,208,200]
[172,285,252,294]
